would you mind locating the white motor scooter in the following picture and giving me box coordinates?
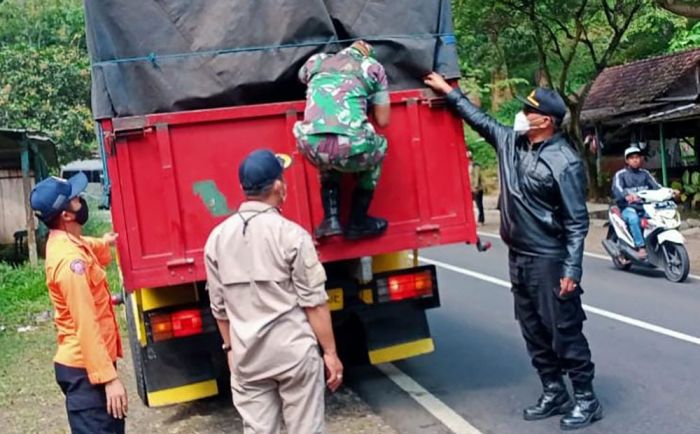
[602,187,690,282]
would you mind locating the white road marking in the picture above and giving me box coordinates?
[378,363,484,434]
[477,231,700,280]
[477,231,500,239]
[583,251,610,260]
[418,256,700,347]
[387,249,699,433]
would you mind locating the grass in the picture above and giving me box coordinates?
[0,323,59,406]
[0,262,50,329]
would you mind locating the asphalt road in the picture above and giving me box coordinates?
[348,238,700,434]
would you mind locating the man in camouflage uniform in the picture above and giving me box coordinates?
[294,40,391,240]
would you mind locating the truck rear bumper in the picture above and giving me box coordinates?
[330,263,440,365]
[135,327,225,406]
[360,301,436,364]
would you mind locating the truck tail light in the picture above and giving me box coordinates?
[151,314,173,342]
[150,309,203,342]
[171,309,203,338]
[376,270,434,303]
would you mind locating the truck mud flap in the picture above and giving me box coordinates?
[357,302,435,365]
[139,332,225,406]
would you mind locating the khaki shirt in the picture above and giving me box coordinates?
[469,162,483,193]
[204,201,328,382]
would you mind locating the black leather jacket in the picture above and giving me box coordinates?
[446,89,589,281]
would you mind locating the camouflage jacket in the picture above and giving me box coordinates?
[298,47,389,137]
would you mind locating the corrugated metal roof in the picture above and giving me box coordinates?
[0,128,59,170]
[629,103,700,124]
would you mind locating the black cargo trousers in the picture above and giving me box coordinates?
[509,251,595,385]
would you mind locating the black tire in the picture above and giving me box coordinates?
[607,226,631,271]
[612,255,632,271]
[662,243,690,283]
[124,289,149,405]
[334,314,369,366]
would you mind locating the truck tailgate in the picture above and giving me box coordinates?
[102,88,477,290]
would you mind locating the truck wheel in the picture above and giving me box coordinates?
[662,243,690,283]
[124,289,149,405]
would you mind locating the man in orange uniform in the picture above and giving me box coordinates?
[30,173,127,434]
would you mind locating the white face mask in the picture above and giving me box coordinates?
[513,111,530,134]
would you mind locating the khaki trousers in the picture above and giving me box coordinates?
[231,350,325,434]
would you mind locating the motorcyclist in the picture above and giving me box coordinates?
[611,146,662,259]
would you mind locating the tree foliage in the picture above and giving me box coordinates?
[669,21,700,51]
[0,0,92,164]
[450,0,692,196]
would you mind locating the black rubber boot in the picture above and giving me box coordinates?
[314,181,343,238]
[344,188,388,240]
[523,377,573,421]
[560,383,603,430]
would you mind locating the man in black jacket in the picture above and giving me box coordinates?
[425,73,601,430]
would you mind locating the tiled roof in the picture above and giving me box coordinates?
[582,48,700,115]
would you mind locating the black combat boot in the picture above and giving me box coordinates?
[315,181,343,238]
[523,377,573,421]
[560,382,603,430]
[345,188,388,240]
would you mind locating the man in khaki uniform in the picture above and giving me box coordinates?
[204,149,343,434]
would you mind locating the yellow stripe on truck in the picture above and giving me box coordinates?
[327,288,344,311]
[140,284,198,311]
[129,293,147,346]
[372,251,413,274]
[368,338,435,365]
[147,379,218,407]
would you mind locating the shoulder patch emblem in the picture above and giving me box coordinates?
[70,259,87,275]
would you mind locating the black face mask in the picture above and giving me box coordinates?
[73,197,89,226]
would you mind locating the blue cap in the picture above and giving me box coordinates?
[238,150,292,194]
[30,173,88,222]
[517,88,567,121]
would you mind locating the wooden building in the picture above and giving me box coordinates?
[581,48,700,186]
[0,129,58,264]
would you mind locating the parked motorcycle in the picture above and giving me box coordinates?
[602,188,690,282]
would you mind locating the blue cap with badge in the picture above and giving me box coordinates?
[238,149,292,195]
[30,173,88,223]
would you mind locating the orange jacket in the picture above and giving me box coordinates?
[44,230,123,384]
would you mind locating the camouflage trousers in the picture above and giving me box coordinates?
[293,127,388,190]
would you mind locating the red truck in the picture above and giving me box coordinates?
[87,1,477,406]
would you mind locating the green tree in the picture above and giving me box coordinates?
[614,6,687,61]
[451,1,691,196]
[0,0,93,164]
[669,20,700,50]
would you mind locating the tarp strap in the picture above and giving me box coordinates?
[92,33,457,68]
